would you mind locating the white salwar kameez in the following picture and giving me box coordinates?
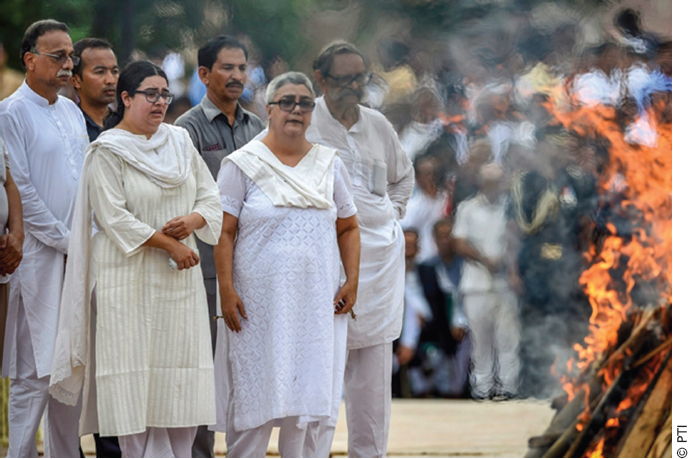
[305,97,414,457]
[0,81,88,457]
[212,140,357,457]
[50,125,222,455]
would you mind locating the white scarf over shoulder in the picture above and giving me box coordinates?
[50,124,193,405]
[226,139,337,209]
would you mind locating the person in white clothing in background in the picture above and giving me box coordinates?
[400,156,448,263]
[306,41,414,458]
[0,19,87,458]
[452,163,520,401]
[0,136,23,374]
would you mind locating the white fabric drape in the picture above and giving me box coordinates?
[226,139,336,210]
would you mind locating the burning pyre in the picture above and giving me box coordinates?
[527,90,672,458]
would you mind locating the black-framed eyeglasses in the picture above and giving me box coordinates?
[268,98,316,113]
[324,72,373,88]
[32,51,80,67]
[132,90,175,105]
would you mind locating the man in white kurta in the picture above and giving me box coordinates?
[0,20,86,458]
[307,41,414,457]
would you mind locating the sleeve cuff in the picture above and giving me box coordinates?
[55,232,70,255]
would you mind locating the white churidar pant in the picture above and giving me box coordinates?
[8,294,81,458]
[118,426,197,458]
[222,353,309,458]
[344,342,393,458]
[303,342,393,458]
[303,422,336,458]
[463,290,520,398]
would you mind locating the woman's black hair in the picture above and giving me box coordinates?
[104,60,168,130]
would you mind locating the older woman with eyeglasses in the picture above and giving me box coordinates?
[213,71,360,457]
[50,60,223,458]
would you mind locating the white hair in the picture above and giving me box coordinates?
[265,71,315,103]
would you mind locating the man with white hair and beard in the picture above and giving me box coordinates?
[306,41,414,458]
[0,19,87,457]
[452,163,520,401]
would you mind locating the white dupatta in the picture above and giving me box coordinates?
[49,124,193,407]
[226,139,337,209]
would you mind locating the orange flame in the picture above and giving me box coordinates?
[550,87,671,458]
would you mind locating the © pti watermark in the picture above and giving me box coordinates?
[677,425,687,458]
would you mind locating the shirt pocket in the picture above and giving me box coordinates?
[369,159,387,197]
[200,148,230,179]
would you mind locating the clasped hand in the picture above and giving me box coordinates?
[162,214,202,241]
[0,233,22,276]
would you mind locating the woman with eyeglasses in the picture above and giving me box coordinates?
[213,71,360,457]
[50,60,223,458]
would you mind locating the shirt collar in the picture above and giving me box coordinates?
[315,96,362,133]
[19,81,53,108]
[476,192,506,207]
[200,95,247,125]
[78,104,103,129]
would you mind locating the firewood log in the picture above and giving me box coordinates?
[564,366,641,458]
[616,355,671,457]
[646,410,671,458]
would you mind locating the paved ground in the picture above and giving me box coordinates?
[264,398,553,457]
[77,398,554,457]
[82,398,554,457]
[76,399,554,457]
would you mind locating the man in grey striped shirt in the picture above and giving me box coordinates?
[175,35,263,458]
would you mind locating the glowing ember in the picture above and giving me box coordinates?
[586,438,605,458]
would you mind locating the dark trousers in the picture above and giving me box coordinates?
[191,278,218,458]
[93,434,122,458]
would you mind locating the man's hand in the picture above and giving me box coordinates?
[162,213,205,240]
[0,232,23,275]
[508,271,523,294]
[396,345,415,366]
[451,327,467,343]
[482,257,501,274]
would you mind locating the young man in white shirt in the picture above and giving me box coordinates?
[306,41,414,458]
[0,19,87,457]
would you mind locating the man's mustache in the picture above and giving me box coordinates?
[57,69,72,78]
[336,88,363,99]
[226,81,244,89]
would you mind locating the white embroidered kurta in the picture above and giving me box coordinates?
[214,148,356,432]
[0,82,87,378]
[307,97,414,349]
[88,132,221,436]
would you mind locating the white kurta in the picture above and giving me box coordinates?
[0,82,87,378]
[307,97,414,349]
[452,193,510,295]
[215,152,356,432]
[50,125,223,439]
[88,134,221,436]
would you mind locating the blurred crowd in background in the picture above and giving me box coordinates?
[0,3,672,402]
